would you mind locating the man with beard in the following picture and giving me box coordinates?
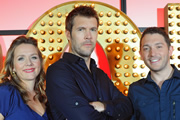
[128,27,180,120]
[46,6,133,120]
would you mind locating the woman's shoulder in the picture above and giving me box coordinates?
[0,82,19,96]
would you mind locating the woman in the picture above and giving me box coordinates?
[0,36,51,120]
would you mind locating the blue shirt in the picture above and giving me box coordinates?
[0,82,50,120]
[46,52,133,120]
[128,65,180,120]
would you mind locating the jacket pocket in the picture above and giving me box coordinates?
[171,95,180,120]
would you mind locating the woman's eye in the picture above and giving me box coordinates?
[18,57,24,61]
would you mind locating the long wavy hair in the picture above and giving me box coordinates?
[0,36,47,104]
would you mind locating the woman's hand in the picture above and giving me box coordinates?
[89,101,105,112]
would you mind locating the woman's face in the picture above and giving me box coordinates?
[13,43,41,82]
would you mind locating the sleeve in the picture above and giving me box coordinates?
[0,84,16,117]
[99,71,133,120]
[46,63,110,120]
[128,84,136,120]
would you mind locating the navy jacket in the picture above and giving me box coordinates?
[46,53,133,120]
[128,65,180,120]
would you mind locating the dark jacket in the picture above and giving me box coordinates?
[46,52,133,120]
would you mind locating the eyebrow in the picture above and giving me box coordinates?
[143,42,164,47]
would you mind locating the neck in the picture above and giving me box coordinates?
[151,65,173,89]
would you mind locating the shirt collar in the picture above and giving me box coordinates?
[62,52,97,68]
[143,64,180,84]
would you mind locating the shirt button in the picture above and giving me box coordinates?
[75,102,79,106]
[118,114,120,116]
[99,97,102,100]
[107,112,110,114]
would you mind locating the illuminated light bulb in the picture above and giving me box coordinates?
[141,73,146,77]
[107,29,112,34]
[133,64,137,68]
[132,38,138,43]
[124,46,130,51]
[115,81,120,86]
[115,64,121,69]
[141,64,146,68]
[170,37,176,42]
[132,73,139,77]
[169,13,175,18]
[48,20,53,26]
[115,73,121,77]
[178,55,180,59]
[98,29,103,34]
[57,38,62,43]
[90,3,95,8]
[40,30,45,35]
[124,72,130,77]
[124,90,128,95]
[99,11,104,17]
[57,12,62,18]
[42,55,46,59]
[48,63,52,66]
[39,38,45,43]
[123,29,128,34]
[169,30,175,35]
[40,21,45,26]
[124,81,130,86]
[40,46,45,51]
[176,6,180,10]
[115,12,120,17]
[107,11,112,17]
[169,5,174,10]
[169,21,175,26]
[124,38,129,43]
[132,47,137,52]
[116,46,121,52]
[132,29,137,34]
[178,64,180,68]
[74,4,79,8]
[178,39,180,43]
[115,38,120,43]
[99,20,103,25]
[48,55,53,60]
[57,21,62,26]
[177,22,180,26]
[170,55,175,59]
[177,31,180,35]
[49,30,54,35]
[106,46,112,52]
[82,3,87,6]
[49,46,54,51]
[115,55,121,60]
[65,12,69,17]
[115,20,121,26]
[177,14,180,19]
[124,64,129,69]
[107,21,112,26]
[123,21,128,26]
[57,29,62,34]
[49,12,53,17]
[49,38,54,43]
[133,56,138,60]
[124,55,130,60]
[106,38,112,43]
[57,46,62,51]
[115,29,120,34]
[32,30,37,35]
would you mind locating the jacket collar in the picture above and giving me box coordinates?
[143,64,180,84]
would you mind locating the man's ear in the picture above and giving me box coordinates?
[65,30,71,41]
[169,46,174,57]
[139,50,143,61]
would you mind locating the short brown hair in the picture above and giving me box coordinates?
[65,6,99,33]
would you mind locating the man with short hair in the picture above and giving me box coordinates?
[128,27,180,120]
[46,6,133,120]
